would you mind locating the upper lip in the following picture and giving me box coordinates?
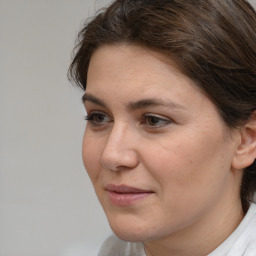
[105,184,153,193]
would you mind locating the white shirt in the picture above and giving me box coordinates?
[209,202,256,256]
[98,202,256,256]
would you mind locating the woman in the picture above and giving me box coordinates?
[69,0,256,255]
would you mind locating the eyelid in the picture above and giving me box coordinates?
[85,111,113,125]
[142,113,173,128]
[143,113,171,120]
[86,110,107,116]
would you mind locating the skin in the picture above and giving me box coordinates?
[82,44,244,256]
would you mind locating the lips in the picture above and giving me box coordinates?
[105,184,154,206]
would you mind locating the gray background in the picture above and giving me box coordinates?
[0,1,112,256]
[1,0,255,256]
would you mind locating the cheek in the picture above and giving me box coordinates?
[141,132,232,197]
[138,138,233,229]
[82,132,102,183]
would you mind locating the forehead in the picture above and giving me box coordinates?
[87,44,200,97]
[88,44,182,74]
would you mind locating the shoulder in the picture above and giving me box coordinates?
[97,235,145,256]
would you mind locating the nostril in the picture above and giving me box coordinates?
[100,147,139,171]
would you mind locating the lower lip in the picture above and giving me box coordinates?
[107,191,153,206]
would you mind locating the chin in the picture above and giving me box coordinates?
[111,227,148,242]
[106,214,157,243]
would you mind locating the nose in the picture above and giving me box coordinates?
[100,123,139,171]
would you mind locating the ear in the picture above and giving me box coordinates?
[232,111,256,170]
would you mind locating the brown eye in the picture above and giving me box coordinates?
[143,114,172,128]
[147,116,161,126]
[85,112,112,125]
[93,114,105,122]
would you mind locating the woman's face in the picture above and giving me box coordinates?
[82,44,241,243]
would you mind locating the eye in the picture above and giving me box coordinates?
[85,111,112,126]
[142,114,172,128]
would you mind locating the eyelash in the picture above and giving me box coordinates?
[85,112,172,129]
[142,114,172,128]
[85,112,112,126]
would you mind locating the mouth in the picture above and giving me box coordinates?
[105,184,154,206]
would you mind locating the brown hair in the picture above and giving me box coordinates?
[68,0,256,212]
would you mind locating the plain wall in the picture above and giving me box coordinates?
[1,0,256,256]
[250,0,256,9]
[0,1,112,256]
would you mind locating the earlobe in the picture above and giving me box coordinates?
[232,111,256,170]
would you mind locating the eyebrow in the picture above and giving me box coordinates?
[82,93,185,110]
[127,98,185,110]
[82,93,107,108]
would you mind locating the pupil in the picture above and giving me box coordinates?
[149,117,158,125]
[96,114,104,122]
